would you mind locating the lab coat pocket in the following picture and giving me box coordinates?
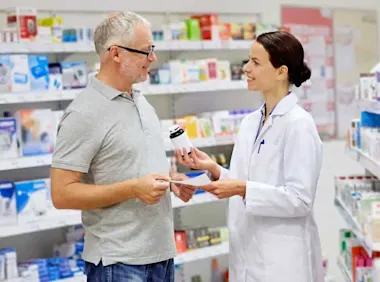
[262,233,309,282]
[250,144,281,182]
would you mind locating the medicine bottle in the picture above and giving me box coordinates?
[169,124,192,155]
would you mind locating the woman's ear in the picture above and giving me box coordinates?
[277,65,288,80]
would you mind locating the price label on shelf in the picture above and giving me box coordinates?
[9,159,21,169]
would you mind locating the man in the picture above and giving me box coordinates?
[51,11,196,281]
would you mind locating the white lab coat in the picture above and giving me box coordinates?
[220,92,324,282]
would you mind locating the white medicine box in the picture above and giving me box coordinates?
[0,181,17,226]
[0,118,19,159]
[15,179,48,223]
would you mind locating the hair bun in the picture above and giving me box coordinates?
[292,62,311,87]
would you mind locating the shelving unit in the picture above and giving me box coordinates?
[174,242,229,265]
[337,256,352,282]
[335,70,380,280]
[0,80,247,104]
[0,40,252,54]
[0,192,222,238]
[346,146,380,179]
[334,196,379,256]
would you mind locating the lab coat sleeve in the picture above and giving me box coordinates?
[244,119,322,217]
[218,165,231,180]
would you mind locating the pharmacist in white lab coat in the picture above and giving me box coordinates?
[175,31,324,282]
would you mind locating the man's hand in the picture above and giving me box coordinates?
[201,179,246,199]
[170,173,197,203]
[133,173,170,205]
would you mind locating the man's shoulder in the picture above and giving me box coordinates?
[67,86,108,119]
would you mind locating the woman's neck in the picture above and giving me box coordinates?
[262,86,289,118]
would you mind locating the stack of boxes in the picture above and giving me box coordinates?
[0,54,88,93]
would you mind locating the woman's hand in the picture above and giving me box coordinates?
[201,179,246,199]
[170,172,196,203]
[175,147,217,172]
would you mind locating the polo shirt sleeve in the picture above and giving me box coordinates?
[52,110,103,173]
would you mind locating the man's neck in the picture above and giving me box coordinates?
[96,70,133,95]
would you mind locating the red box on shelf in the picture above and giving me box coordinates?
[191,14,219,40]
[174,231,187,254]
[6,7,37,41]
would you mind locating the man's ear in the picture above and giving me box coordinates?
[108,46,120,63]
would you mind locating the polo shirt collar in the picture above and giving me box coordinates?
[89,75,137,101]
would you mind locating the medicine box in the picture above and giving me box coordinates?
[28,55,50,91]
[15,179,48,223]
[15,109,55,156]
[61,62,87,89]
[6,7,37,41]
[0,118,18,159]
[0,181,17,226]
[0,55,12,93]
[10,54,30,92]
[48,63,63,91]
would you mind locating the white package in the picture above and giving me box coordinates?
[0,182,17,226]
[10,54,30,92]
[15,179,48,223]
[0,118,19,159]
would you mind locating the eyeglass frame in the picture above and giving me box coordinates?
[108,45,155,58]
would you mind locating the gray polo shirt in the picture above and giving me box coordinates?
[52,76,176,266]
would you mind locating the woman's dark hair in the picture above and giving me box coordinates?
[256,31,311,87]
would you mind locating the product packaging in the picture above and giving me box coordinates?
[48,63,63,91]
[0,118,19,159]
[0,182,17,226]
[28,55,50,91]
[0,55,12,93]
[10,54,30,92]
[6,7,37,41]
[169,124,192,155]
[15,109,55,156]
[15,179,48,222]
[61,62,88,89]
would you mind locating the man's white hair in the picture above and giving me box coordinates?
[94,11,151,56]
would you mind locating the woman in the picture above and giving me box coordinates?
[175,31,324,282]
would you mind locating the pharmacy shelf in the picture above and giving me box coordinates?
[1,193,222,238]
[0,40,252,54]
[4,275,86,282]
[0,80,247,104]
[0,90,78,104]
[346,147,380,179]
[174,241,229,265]
[0,42,94,54]
[0,138,234,171]
[0,211,81,239]
[0,155,53,171]
[335,196,380,256]
[357,99,380,115]
[136,80,247,96]
[337,256,352,282]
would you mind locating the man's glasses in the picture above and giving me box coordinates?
[108,45,155,58]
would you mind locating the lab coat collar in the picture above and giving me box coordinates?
[260,92,298,117]
[253,92,298,145]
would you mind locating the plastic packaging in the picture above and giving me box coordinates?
[169,124,192,155]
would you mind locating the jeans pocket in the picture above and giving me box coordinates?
[111,263,146,282]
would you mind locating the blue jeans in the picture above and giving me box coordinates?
[85,259,174,282]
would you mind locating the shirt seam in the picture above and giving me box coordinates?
[51,160,88,169]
